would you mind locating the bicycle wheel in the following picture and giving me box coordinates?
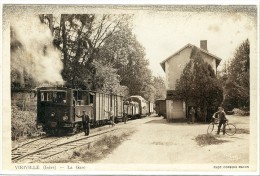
[207,123,215,134]
[225,123,236,136]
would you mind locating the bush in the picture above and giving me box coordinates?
[12,99,37,112]
[195,134,228,146]
[226,111,234,115]
[11,105,38,140]
[232,108,250,116]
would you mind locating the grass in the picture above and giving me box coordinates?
[195,134,228,146]
[11,105,38,141]
[50,130,135,163]
[236,128,250,134]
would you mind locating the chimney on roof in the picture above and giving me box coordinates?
[200,40,207,51]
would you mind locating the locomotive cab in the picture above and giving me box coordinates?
[37,88,70,131]
[37,87,94,134]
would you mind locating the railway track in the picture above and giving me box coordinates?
[12,128,119,163]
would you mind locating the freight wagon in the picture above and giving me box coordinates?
[155,99,166,118]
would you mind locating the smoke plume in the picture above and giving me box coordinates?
[11,15,63,85]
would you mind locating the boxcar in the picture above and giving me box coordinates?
[37,87,123,134]
[154,99,166,117]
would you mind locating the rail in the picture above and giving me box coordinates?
[12,128,118,162]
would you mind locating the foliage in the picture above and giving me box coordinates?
[93,60,128,96]
[96,22,158,100]
[11,69,37,90]
[153,76,166,100]
[235,128,250,134]
[176,47,223,121]
[49,14,131,89]
[175,61,193,103]
[232,108,250,116]
[221,39,250,110]
[11,106,37,141]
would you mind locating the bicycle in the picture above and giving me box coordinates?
[207,118,236,136]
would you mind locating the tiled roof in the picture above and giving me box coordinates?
[160,43,222,71]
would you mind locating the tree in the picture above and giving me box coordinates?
[96,22,155,99]
[34,14,157,100]
[92,60,128,96]
[175,61,194,106]
[152,76,166,100]
[222,39,250,110]
[45,14,131,89]
[176,47,223,121]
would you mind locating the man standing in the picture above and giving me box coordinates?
[123,112,127,124]
[105,108,115,127]
[189,107,195,124]
[81,110,90,136]
[213,107,227,135]
[196,107,201,121]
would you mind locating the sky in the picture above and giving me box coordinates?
[132,8,257,77]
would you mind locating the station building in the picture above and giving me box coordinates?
[160,40,222,121]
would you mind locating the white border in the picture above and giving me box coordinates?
[1,0,259,175]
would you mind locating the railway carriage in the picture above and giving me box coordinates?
[37,87,123,134]
[123,101,139,119]
[125,95,149,118]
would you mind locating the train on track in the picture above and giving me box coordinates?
[37,87,154,135]
[124,95,154,119]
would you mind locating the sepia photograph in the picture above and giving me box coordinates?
[1,1,259,175]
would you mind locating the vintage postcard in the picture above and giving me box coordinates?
[1,1,259,175]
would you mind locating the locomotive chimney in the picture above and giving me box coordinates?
[200,40,207,51]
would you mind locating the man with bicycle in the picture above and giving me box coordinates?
[212,107,227,135]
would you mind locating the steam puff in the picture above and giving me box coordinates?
[11,15,64,84]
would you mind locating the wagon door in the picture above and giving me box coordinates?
[94,92,100,123]
[117,96,123,118]
[100,93,106,122]
[110,94,115,116]
[104,94,110,120]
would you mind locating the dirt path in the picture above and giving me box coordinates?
[98,115,249,164]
